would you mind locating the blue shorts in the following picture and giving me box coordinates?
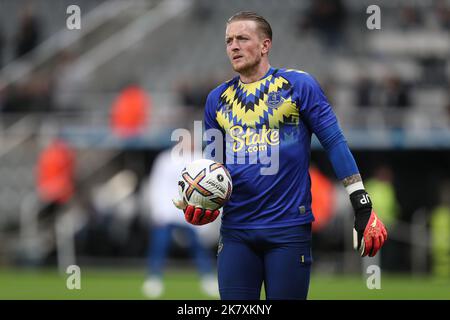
[217,224,312,300]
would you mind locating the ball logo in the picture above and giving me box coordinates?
[209,162,231,181]
[217,174,224,182]
[182,169,213,201]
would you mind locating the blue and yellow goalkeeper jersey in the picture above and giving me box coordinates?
[204,67,338,229]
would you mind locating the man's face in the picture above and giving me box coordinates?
[225,20,269,74]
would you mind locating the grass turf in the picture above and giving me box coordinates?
[0,268,448,300]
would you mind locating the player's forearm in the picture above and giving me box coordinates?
[317,127,366,195]
[342,173,365,194]
[315,122,360,182]
[342,173,362,186]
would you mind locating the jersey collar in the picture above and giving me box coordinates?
[238,67,276,85]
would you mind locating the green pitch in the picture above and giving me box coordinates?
[0,267,448,300]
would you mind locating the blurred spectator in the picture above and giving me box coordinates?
[15,5,41,59]
[435,0,450,30]
[35,137,76,222]
[364,165,399,271]
[0,81,5,112]
[192,0,213,23]
[176,77,217,126]
[298,0,347,48]
[0,23,4,68]
[142,140,219,299]
[310,165,335,233]
[365,165,399,228]
[1,71,54,114]
[399,6,424,30]
[355,76,376,108]
[81,170,140,256]
[356,74,411,109]
[177,79,211,110]
[446,89,450,123]
[418,56,449,87]
[1,84,24,114]
[320,76,337,107]
[28,72,54,112]
[430,180,450,278]
[447,104,450,123]
[110,83,151,138]
[52,50,82,111]
[379,74,411,108]
[36,138,75,205]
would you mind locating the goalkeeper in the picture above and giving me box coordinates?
[174,11,387,300]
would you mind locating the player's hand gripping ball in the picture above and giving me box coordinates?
[173,159,232,225]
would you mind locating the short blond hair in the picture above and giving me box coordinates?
[227,11,272,40]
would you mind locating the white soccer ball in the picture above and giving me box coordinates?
[178,159,232,211]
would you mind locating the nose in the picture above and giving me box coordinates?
[229,38,240,51]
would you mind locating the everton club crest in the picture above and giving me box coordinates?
[266,91,284,109]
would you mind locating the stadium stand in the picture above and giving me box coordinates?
[0,0,449,276]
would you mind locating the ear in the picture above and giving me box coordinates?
[261,38,272,55]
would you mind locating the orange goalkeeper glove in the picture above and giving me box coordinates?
[173,199,220,226]
[183,205,220,225]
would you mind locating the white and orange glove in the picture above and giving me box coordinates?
[350,190,388,257]
[173,199,220,226]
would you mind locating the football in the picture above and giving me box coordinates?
[178,159,232,211]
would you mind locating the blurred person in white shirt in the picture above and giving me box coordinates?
[141,138,219,298]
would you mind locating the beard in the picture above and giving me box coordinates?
[231,55,262,75]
